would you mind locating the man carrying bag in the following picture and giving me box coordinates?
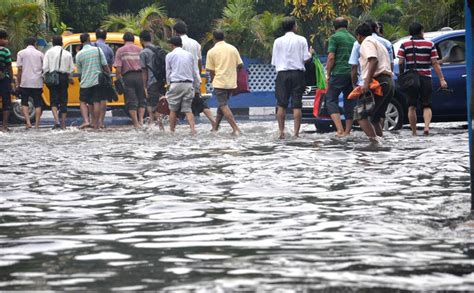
[397,22,448,136]
[43,36,74,129]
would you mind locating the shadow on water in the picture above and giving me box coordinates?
[0,121,473,291]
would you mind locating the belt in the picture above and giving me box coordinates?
[124,70,142,75]
[170,80,192,84]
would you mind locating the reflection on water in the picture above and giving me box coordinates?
[0,121,473,291]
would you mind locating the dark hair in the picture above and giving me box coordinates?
[173,21,187,35]
[80,33,90,44]
[365,20,378,34]
[0,30,8,39]
[409,22,424,36]
[169,36,182,47]
[213,29,225,41]
[123,32,135,42]
[333,17,349,30]
[139,30,152,42]
[25,37,37,46]
[95,28,107,40]
[282,17,296,32]
[355,23,372,37]
[52,35,63,46]
[377,22,384,35]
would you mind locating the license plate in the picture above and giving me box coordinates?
[302,99,314,108]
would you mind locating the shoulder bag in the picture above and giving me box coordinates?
[398,39,421,93]
[44,48,63,87]
[97,47,112,88]
[353,91,376,121]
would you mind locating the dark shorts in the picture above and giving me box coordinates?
[147,82,165,111]
[20,87,43,108]
[406,76,433,108]
[47,73,69,113]
[192,93,209,116]
[80,85,102,105]
[275,70,305,109]
[0,78,12,111]
[359,74,395,124]
[326,74,356,120]
[123,71,146,111]
[214,88,233,107]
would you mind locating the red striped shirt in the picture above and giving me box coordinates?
[397,38,438,77]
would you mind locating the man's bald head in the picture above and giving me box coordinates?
[333,17,348,30]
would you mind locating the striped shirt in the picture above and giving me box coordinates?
[397,37,438,77]
[0,47,12,78]
[114,42,142,75]
[76,44,107,88]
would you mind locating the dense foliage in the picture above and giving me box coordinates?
[1,0,465,58]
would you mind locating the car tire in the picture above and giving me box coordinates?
[384,99,404,131]
[11,98,35,124]
[314,120,335,133]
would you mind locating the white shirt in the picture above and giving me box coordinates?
[181,35,202,84]
[271,32,311,72]
[165,47,200,90]
[17,45,44,88]
[43,45,74,75]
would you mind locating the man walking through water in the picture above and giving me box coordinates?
[271,17,312,139]
[173,21,216,129]
[76,33,110,129]
[355,23,394,143]
[206,30,242,135]
[43,35,74,129]
[397,22,448,136]
[93,29,114,128]
[0,30,14,132]
[139,30,166,128]
[165,36,200,134]
[326,17,357,136]
[115,32,146,129]
[17,37,44,129]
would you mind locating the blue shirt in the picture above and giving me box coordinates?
[165,47,200,89]
[93,39,114,66]
[371,33,394,63]
[348,34,394,86]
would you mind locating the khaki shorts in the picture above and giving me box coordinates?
[167,82,194,113]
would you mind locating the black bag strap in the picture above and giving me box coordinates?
[411,39,417,71]
[57,48,63,72]
[97,47,105,74]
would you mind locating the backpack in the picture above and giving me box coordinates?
[146,45,167,85]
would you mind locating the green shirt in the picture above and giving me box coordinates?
[76,44,107,88]
[327,29,356,75]
[0,47,12,78]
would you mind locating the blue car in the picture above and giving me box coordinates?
[302,29,467,131]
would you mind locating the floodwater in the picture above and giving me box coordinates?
[0,120,473,291]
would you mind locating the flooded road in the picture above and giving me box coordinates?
[0,120,473,291]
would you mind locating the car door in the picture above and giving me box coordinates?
[431,35,467,120]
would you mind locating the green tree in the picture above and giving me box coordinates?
[101,4,174,48]
[0,0,58,55]
[284,0,373,53]
[207,0,285,60]
[352,0,464,41]
[52,0,110,33]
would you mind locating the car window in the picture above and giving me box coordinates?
[436,36,465,64]
[107,42,124,55]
